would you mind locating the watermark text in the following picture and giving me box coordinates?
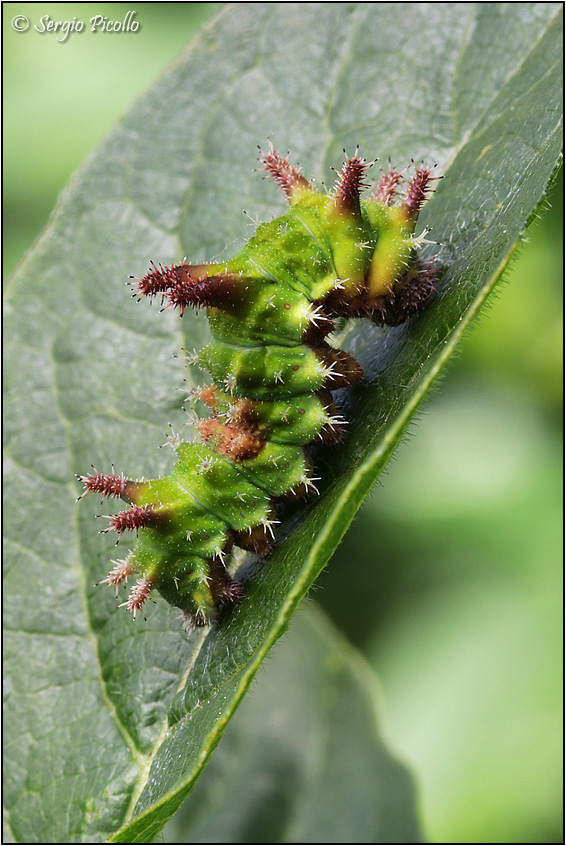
[12,11,139,42]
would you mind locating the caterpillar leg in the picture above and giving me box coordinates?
[372,258,438,327]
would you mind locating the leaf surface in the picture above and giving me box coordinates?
[162,604,422,844]
[3,3,562,842]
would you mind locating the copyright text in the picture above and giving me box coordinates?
[12,11,139,42]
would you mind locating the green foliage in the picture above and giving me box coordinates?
[2,2,220,278]
[3,3,562,843]
[162,605,422,844]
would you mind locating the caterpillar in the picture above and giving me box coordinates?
[79,146,439,631]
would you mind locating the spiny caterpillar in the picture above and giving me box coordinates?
[79,147,439,631]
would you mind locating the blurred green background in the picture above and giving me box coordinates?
[4,3,563,843]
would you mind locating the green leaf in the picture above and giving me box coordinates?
[3,3,562,843]
[161,603,422,844]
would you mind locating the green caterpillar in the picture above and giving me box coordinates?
[80,147,438,631]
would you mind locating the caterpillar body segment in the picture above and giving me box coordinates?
[82,149,438,630]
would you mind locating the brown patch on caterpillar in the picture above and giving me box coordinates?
[320,287,352,317]
[321,284,376,318]
[370,259,438,326]
[208,556,244,604]
[302,308,334,345]
[258,143,311,200]
[313,343,365,389]
[194,384,219,411]
[223,398,261,435]
[334,149,372,217]
[232,523,273,557]
[194,393,262,439]
[198,418,265,461]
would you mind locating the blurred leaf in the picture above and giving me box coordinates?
[2,2,220,277]
[454,173,564,409]
[376,578,563,845]
[161,604,422,844]
[321,383,563,841]
[369,511,562,843]
[3,3,562,843]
